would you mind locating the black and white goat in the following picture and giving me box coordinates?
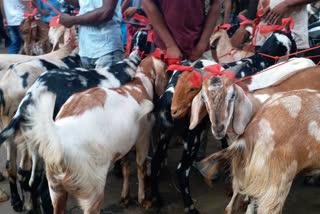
[0,28,153,214]
[0,54,80,213]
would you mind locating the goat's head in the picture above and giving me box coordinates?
[258,30,297,57]
[171,60,218,119]
[230,23,252,47]
[210,30,229,49]
[138,56,169,96]
[129,29,154,57]
[189,63,251,139]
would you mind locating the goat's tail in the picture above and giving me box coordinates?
[22,91,62,165]
[138,99,154,121]
[199,141,247,186]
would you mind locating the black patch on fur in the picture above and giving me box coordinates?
[61,55,81,69]
[39,59,60,70]
[20,72,29,88]
[210,77,221,86]
[0,89,5,111]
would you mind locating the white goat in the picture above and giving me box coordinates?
[18,56,168,214]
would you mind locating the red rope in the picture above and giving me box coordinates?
[40,0,61,15]
[132,47,147,59]
[218,50,236,62]
[234,59,295,84]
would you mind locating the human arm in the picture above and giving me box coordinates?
[263,0,318,24]
[224,0,232,24]
[121,0,131,13]
[0,0,6,27]
[60,0,118,28]
[189,0,221,61]
[142,0,182,59]
[64,0,80,8]
[31,0,50,16]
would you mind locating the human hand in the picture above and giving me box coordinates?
[3,18,7,28]
[257,0,270,16]
[166,45,183,60]
[124,7,137,18]
[59,13,75,28]
[40,9,50,17]
[189,42,207,61]
[265,1,289,24]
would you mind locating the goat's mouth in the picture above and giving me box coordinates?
[171,107,189,119]
[211,125,226,140]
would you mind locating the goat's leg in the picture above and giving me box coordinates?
[136,130,152,209]
[256,180,293,214]
[176,130,201,214]
[150,128,172,205]
[48,184,68,214]
[120,155,130,206]
[18,146,41,214]
[37,170,53,214]
[5,141,23,212]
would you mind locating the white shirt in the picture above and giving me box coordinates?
[3,0,28,26]
[256,0,309,49]
[78,0,123,58]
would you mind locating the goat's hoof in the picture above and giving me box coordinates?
[120,197,131,208]
[0,188,9,202]
[11,199,23,212]
[139,199,152,210]
[0,172,4,181]
[185,205,200,214]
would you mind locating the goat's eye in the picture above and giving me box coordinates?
[190,87,198,92]
[231,93,236,99]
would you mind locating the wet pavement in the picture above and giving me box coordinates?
[1,133,320,214]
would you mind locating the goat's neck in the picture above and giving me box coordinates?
[247,93,264,118]
[216,34,233,57]
[119,72,154,102]
[41,42,74,60]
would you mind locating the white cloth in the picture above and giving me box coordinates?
[3,0,28,26]
[78,0,123,58]
[256,0,309,49]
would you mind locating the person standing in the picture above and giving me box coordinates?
[60,0,124,69]
[0,0,31,54]
[32,0,61,24]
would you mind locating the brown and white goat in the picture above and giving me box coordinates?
[20,56,168,214]
[19,18,51,55]
[201,89,320,213]
[210,29,254,63]
[189,65,320,140]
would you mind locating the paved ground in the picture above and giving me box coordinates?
[0,46,320,213]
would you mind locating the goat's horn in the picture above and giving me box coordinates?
[191,67,211,77]
[224,61,249,75]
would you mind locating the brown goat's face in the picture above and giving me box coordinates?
[171,71,201,119]
[202,76,235,139]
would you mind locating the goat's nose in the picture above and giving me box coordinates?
[171,108,178,116]
[215,125,225,133]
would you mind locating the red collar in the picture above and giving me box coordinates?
[141,71,155,83]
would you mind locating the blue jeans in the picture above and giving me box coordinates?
[81,50,125,69]
[8,26,21,54]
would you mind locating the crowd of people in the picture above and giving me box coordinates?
[0,0,316,58]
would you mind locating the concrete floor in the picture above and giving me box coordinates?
[1,134,320,214]
[0,46,320,213]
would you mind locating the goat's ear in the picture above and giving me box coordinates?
[154,59,168,96]
[232,85,252,135]
[189,91,207,130]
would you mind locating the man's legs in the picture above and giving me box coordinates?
[81,57,97,69]
[8,26,21,54]
[95,50,125,69]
